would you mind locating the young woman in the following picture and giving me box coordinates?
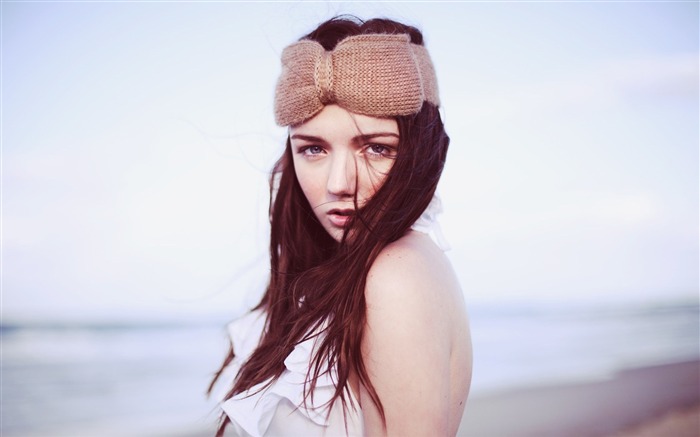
[210,16,472,437]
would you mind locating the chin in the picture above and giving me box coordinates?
[328,227,361,244]
[319,222,344,242]
[327,229,344,243]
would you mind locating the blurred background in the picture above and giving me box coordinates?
[2,2,698,436]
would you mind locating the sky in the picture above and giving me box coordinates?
[2,1,698,323]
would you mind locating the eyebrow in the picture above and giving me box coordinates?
[357,133,400,141]
[290,132,399,143]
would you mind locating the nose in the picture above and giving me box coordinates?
[326,150,356,198]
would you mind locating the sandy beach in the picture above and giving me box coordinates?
[459,360,700,437]
[613,404,699,437]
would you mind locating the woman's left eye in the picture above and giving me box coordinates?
[301,145,325,156]
[365,144,396,158]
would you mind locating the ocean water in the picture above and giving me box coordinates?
[467,299,699,394]
[2,298,698,436]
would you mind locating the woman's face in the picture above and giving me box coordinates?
[290,104,399,242]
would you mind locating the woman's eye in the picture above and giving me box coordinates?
[365,144,396,158]
[301,146,324,156]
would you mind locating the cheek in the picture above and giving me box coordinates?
[293,161,325,206]
[359,161,393,198]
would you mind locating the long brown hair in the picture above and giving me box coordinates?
[209,16,450,436]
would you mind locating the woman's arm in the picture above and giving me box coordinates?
[360,232,469,436]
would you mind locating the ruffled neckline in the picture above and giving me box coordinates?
[221,310,348,437]
[410,193,451,251]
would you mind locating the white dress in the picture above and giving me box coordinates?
[220,309,364,437]
[219,195,448,437]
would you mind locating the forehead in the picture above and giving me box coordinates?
[290,104,399,139]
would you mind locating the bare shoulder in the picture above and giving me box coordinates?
[366,230,462,310]
[364,230,465,348]
[361,230,471,436]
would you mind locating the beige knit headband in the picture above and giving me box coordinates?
[274,33,440,126]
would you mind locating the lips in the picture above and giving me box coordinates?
[327,208,355,227]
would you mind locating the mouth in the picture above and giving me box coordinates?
[327,208,355,227]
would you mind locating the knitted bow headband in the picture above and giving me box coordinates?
[274,33,440,126]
